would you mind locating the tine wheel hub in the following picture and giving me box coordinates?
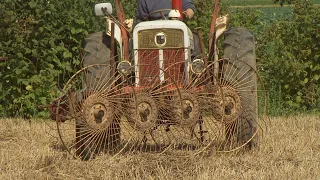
[128,93,158,131]
[83,95,114,130]
[222,86,242,123]
[174,91,200,127]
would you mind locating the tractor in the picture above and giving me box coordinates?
[50,0,266,160]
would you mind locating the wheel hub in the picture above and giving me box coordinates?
[83,95,114,130]
[138,102,152,123]
[91,103,106,123]
[222,86,242,123]
[175,91,200,127]
[128,93,158,131]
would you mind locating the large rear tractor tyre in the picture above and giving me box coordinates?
[81,32,120,160]
[56,32,126,160]
[83,32,117,160]
[222,27,258,149]
[83,32,117,86]
[56,63,136,161]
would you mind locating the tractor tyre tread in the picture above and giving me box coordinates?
[223,27,258,149]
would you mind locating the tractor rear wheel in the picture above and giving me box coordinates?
[81,32,120,160]
[222,27,258,149]
[83,32,116,85]
[56,32,126,160]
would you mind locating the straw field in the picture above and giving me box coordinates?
[0,115,319,179]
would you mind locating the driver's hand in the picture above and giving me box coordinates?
[184,8,194,19]
[123,19,133,32]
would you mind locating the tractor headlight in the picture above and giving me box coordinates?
[117,60,132,75]
[191,59,205,74]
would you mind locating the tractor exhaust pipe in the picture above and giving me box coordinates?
[172,0,182,15]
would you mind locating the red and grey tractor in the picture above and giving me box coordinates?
[50,0,266,160]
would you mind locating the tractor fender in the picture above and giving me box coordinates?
[105,18,123,58]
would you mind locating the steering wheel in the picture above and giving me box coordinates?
[146,9,172,21]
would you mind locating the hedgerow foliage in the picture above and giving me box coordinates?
[259,1,320,112]
[0,0,104,117]
[0,0,319,117]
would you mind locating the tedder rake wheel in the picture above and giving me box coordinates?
[56,64,136,160]
[168,62,227,156]
[213,59,267,152]
[123,62,183,154]
[219,27,267,151]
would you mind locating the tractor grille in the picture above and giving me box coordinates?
[163,49,185,85]
[137,49,185,87]
[138,29,184,49]
[138,50,160,86]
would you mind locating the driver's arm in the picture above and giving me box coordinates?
[136,0,149,21]
[182,0,196,19]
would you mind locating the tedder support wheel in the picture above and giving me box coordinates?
[221,27,265,150]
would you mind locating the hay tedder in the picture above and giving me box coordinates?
[49,0,267,160]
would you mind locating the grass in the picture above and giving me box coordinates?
[0,115,320,179]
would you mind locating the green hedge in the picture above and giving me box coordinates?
[0,0,104,117]
[259,1,320,113]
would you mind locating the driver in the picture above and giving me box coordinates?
[136,0,196,21]
[124,0,200,57]
[124,0,196,32]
